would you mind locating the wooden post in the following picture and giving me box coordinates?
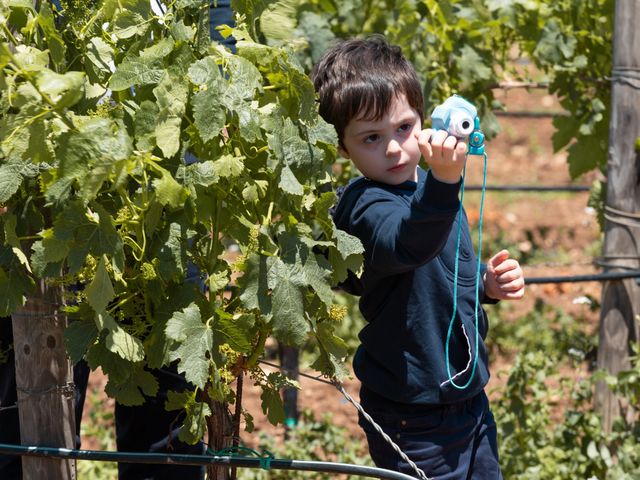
[595,0,640,433]
[205,395,233,480]
[11,281,76,479]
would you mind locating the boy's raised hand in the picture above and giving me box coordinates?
[416,128,468,184]
[483,249,525,301]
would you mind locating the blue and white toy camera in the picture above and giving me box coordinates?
[431,95,485,156]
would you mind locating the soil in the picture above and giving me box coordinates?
[81,87,603,456]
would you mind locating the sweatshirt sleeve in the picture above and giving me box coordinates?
[348,171,461,274]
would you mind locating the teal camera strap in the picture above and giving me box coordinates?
[444,127,488,390]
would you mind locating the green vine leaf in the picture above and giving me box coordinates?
[0,264,33,316]
[311,321,350,380]
[85,255,115,314]
[95,313,145,363]
[86,340,158,406]
[268,257,308,347]
[0,163,24,203]
[165,390,211,444]
[238,253,273,315]
[36,70,85,109]
[55,116,133,204]
[153,168,189,208]
[64,317,99,364]
[39,202,124,275]
[166,303,214,389]
[213,154,244,179]
[192,88,227,143]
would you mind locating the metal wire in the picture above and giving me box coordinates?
[259,359,333,385]
[16,382,75,399]
[9,311,61,318]
[605,205,640,219]
[258,360,431,480]
[333,383,432,480]
[604,205,640,228]
[0,403,18,413]
[608,67,640,89]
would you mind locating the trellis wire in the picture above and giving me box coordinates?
[259,360,431,480]
[333,383,432,480]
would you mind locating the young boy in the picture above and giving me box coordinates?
[311,36,525,479]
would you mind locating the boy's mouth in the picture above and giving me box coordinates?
[387,163,406,172]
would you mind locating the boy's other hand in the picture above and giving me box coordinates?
[483,249,525,301]
[416,128,467,184]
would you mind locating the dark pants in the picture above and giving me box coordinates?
[0,319,205,480]
[210,0,236,52]
[359,391,502,480]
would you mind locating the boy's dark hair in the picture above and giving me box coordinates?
[311,35,424,148]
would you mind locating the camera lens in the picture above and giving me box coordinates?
[450,112,475,137]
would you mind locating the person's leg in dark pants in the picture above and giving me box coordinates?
[115,365,205,480]
[359,392,502,480]
[73,359,91,447]
[0,319,21,480]
[209,0,236,52]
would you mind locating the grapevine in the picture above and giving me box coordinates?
[0,0,614,448]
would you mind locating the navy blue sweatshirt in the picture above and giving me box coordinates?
[332,167,491,407]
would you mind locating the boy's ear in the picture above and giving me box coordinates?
[338,145,350,159]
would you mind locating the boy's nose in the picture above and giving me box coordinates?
[386,139,402,156]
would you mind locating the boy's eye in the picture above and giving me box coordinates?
[363,134,379,144]
[398,123,412,133]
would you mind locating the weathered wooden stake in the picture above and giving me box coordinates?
[205,394,233,480]
[11,281,76,479]
[595,0,640,433]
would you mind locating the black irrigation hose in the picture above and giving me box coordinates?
[0,443,418,480]
[493,110,570,118]
[525,270,640,285]
[465,184,590,192]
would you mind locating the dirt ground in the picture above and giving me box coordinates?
[82,87,604,453]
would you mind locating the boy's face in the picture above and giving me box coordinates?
[339,93,422,185]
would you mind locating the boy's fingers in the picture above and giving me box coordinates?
[416,128,434,143]
[443,135,458,150]
[425,130,449,162]
[417,129,434,156]
[495,269,520,284]
[497,275,525,290]
[416,128,434,150]
[430,129,449,147]
[488,249,510,268]
[494,259,520,275]
[502,290,525,300]
[439,135,460,163]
